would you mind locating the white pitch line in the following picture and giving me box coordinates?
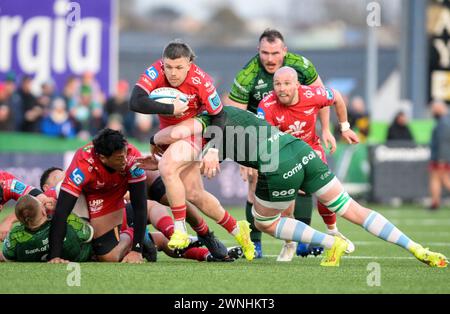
[263,255,415,260]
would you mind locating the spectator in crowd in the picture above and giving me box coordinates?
[347,96,370,143]
[106,113,125,133]
[0,82,14,131]
[104,80,135,136]
[3,72,22,130]
[428,101,450,210]
[62,76,79,110]
[386,111,414,142]
[133,113,155,143]
[70,85,104,139]
[40,97,76,138]
[80,71,105,105]
[37,79,57,117]
[19,75,43,133]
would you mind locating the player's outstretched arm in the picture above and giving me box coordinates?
[0,213,17,241]
[48,190,78,262]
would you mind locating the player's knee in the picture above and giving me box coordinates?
[158,159,178,179]
[252,206,280,233]
[92,226,121,261]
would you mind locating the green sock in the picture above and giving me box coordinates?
[294,193,313,226]
[245,201,261,242]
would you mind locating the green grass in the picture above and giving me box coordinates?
[0,205,449,294]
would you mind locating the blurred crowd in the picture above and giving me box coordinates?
[0,72,158,142]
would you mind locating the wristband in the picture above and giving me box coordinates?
[340,121,350,132]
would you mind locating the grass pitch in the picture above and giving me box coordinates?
[0,205,449,294]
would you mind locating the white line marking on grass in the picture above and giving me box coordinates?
[264,255,415,260]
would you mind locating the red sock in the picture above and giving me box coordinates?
[121,227,134,243]
[171,204,187,221]
[318,201,336,226]
[217,211,237,234]
[155,215,175,238]
[192,218,209,236]
[120,209,128,231]
[182,247,209,261]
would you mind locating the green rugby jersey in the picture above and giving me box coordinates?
[228,52,319,113]
[2,214,93,262]
[203,106,309,172]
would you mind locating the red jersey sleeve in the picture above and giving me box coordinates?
[194,65,223,115]
[60,149,90,197]
[256,93,276,126]
[0,171,34,204]
[126,144,147,184]
[135,60,164,94]
[312,86,336,108]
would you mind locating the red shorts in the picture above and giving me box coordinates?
[429,161,450,172]
[310,144,328,164]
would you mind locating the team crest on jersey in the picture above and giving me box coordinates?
[208,92,221,111]
[130,164,145,178]
[325,88,334,100]
[10,180,26,195]
[145,66,159,81]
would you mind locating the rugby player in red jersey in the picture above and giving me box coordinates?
[129,40,255,260]
[48,129,148,263]
[256,66,359,259]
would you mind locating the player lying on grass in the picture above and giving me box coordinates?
[129,40,254,260]
[1,194,93,262]
[40,167,240,262]
[139,105,448,268]
[0,170,56,240]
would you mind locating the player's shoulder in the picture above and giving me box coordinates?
[126,142,142,157]
[259,91,277,108]
[234,55,261,83]
[0,170,15,181]
[285,52,314,70]
[8,224,31,243]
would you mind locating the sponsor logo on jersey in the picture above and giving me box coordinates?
[208,91,222,111]
[268,131,286,143]
[275,115,285,123]
[263,100,276,108]
[145,66,158,81]
[10,179,26,195]
[204,81,211,89]
[255,78,268,90]
[191,76,201,85]
[316,88,323,95]
[70,168,85,186]
[272,189,296,197]
[282,152,316,179]
[325,88,334,100]
[256,108,265,119]
[303,90,314,98]
[130,164,145,178]
[194,67,205,78]
[95,181,105,189]
[89,199,104,213]
[303,108,315,116]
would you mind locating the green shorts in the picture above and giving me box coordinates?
[255,141,335,205]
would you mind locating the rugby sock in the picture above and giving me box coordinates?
[245,201,261,242]
[182,247,210,261]
[274,217,335,249]
[218,211,238,235]
[171,204,187,233]
[121,227,134,243]
[362,211,417,250]
[155,215,175,238]
[318,201,337,228]
[192,217,210,237]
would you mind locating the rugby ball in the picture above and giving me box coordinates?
[149,87,188,104]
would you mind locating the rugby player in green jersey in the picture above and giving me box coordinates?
[189,106,447,267]
[226,29,339,258]
[1,194,93,262]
